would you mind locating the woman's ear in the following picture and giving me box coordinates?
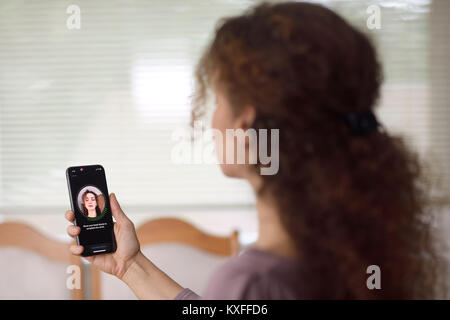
[234,105,256,130]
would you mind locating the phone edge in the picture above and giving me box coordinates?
[65,167,81,248]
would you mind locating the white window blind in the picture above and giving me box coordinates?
[0,0,448,213]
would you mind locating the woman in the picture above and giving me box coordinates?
[80,190,102,218]
[66,2,444,299]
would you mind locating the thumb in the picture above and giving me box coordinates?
[109,193,128,223]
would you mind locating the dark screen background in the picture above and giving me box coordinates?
[66,164,114,247]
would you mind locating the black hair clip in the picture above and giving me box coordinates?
[342,110,379,136]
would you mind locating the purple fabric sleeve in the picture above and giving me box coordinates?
[174,288,201,300]
[173,248,302,300]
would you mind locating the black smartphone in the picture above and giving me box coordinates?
[66,164,116,256]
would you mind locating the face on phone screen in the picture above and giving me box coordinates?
[66,165,116,256]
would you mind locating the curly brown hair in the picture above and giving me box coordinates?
[192,2,446,299]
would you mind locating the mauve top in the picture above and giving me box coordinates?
[174,247,303,300]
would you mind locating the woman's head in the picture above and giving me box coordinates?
[193,2,445,298]
[81,190,99,216]
[199,1,381,178]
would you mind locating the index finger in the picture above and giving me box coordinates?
[65,210,75,222]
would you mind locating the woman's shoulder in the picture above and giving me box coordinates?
[202,247,302,299]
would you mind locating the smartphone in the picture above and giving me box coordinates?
[66,164,116,256]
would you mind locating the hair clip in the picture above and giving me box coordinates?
[342,110,379,136]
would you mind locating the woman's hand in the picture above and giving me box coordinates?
[66,193,141,279]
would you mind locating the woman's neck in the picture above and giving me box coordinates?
[88,209,96,218]
[246,171,299,261]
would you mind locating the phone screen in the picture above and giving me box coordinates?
[66,164,116,256]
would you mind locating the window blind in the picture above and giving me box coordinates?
[0,0,448,212]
